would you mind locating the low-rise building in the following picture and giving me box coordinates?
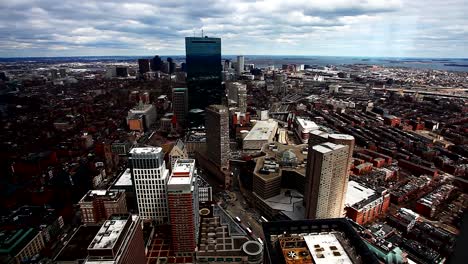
[262,218,379,264]
[85,214,146,264]
[253,142,307,200]
[243,120,278,150]
[127,103,156,131]
[79,190,127,224]
[294,117,319,143]
[415,184,455,218]
[344,181,391,225]
[0,228,45,264]
[168,139,188,170]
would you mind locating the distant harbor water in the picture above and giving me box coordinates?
[1,55,468,72]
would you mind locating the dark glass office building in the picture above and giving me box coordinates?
[185,37,223,110]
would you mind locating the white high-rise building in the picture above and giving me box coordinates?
[130,147,169,223]
[226,82,247,112]
[236,56,244,75]
[305,142,349,219]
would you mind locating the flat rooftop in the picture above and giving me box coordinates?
[345,181,376,207]
[254,189,306,220]
[114,168,132,186]
[312,142,345,154]
[54,225,101,262]
[88,215,129,250]
[244,120,278,141]
[130,147,162,154]
[254,142,308,181]
[304,233,353,264]
[129,104,153,112]
[310,129,329,139]
[81,190,124,202]
[329,134,355,141]
[263,219,379,264]
[296,117,319,131]
[168,159,195,186]
[0,228,37,255]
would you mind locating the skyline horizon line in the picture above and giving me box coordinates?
[1,54,468,60]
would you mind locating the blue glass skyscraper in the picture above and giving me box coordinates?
[185,37,223,110]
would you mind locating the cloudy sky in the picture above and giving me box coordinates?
[0,0,467,57]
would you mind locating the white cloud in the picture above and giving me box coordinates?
[0,0,466,57]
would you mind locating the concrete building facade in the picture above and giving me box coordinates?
[205,105,230,171]
[305,142,349,219]
[130,147,169,223]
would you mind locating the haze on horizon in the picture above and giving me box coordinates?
[0,0,467,58]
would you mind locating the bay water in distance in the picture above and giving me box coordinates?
[1,55,468,72]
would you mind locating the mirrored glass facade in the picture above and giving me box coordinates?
[185,37,223,110]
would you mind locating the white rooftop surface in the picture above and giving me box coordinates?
[85,261,116,264]
[310,129,329,138]
[90,219,127,250]
[329,134,355,141]
[130,147,162,154]
[312,142,345,154]
[168,160,195,186]
[345,181,376,207]
[90,190,107,196]
[114,168,132,186]
[168,176,192,185]
[296,118,319,131]
[304,233,353,264]
[244,120,278,141]
[129,104,153,113]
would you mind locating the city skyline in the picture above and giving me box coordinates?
[0,0,467,58]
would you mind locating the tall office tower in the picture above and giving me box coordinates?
[226,82,244,104]
[237,85,247,113]
[115,67,129,77]
[236,55,244,75]
[50,68,59,80]
[172,87,189,128]
[236,56,244,75]
[224,59,232,71]
[305,142,349,219]
[0,71,8,81]
[130,147,169,223]
[328,134,355,205]
[205,105,230,172]
[273,73,286,95]
[138,59,151,75]
[151,55,163,71]
[185,37,222,110]
[167,57,175,74]
[59,68,67,77]
[86,214,146,264]
[167,159,199,254]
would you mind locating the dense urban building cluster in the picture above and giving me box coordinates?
[0,35,467,264]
